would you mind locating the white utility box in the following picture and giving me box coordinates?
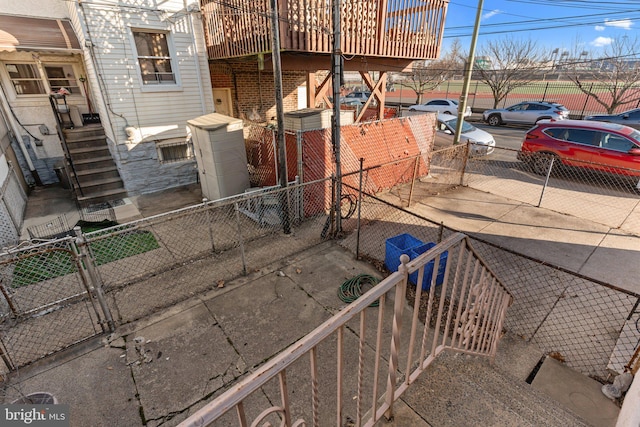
[284,108,354,131]
[187,113,249,201]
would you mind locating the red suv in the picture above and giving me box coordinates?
[518,120,640,178]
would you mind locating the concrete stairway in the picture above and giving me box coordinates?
[62,124,126,205]
[393,333,602,427]
[400,353,588,426]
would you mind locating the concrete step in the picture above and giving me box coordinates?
[71,156,116,171]
[62,124,106,140]
[401,350,591,427]
[76,187,127,205]
[73,176,124,193]
[72,165,120,182]
[68,146,111,160]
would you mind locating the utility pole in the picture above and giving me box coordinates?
[331,0,343,234]
[270,0,291,234]
[454,0,484,145]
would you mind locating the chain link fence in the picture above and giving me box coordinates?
[0,178,334,371]
[0,165,28,248]
[420,79,640,118]
[337,178,639,381]
[3,113,639,382]
[464,146,640,237]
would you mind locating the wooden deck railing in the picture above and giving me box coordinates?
[200,0,448,60]
[178,233,512,427]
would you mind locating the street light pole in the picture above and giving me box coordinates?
[454,0,484,145]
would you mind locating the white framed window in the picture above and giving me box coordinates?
[6,63,45,95]
[132,29,176,85]
[156,139,193,163]
[44,64,80,94]
[5,62,80,96]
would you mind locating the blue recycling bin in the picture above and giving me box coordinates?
[384,233,423,272]
[409,242,448,290]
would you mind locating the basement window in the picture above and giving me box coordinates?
[157,140,193,163]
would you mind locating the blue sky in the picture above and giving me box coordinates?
[442,0,639,54]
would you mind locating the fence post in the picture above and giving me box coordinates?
[73,227,115,332]
[459,143,471,186]
[471,80,479,109]
[407,154,420,207]
[234,202,248,276]
[356,158,364,259]
[537,156,555,207]
[296,130,303,182]
[580,83,594,119]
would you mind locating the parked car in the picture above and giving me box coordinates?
[584,108,640,130]
[341,98,363,106]
[517,120,640,180]
[408,98,471,117]
[483,101,569,126]
[435,113,495,156]
[345,91,371,102]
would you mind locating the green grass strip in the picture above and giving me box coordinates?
[11,230,160,288]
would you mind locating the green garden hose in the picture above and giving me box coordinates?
[337,274,381,307]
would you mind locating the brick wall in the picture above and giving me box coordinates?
[210,62,306,122]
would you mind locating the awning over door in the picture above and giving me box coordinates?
[0,15,81,52]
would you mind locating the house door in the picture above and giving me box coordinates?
[212,88,233,116]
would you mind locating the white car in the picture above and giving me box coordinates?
[408,98,471,117]
[434,113,495,156]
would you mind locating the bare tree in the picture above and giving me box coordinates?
[564,37,640,114]
[400,40,465,104]
[476,38,544,108]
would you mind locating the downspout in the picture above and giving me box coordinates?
[186,0,207,114]
[76,1,126,150]
[0,83,40,186]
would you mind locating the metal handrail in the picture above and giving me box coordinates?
[179,232,512,427]
[49,95,84,196]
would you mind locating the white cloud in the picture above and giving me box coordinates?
[482,9,501,20]
[595,25,605,31]
[590,37,613,47]
[604,18,633,30]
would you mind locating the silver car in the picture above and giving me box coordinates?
[584,108,640,130]
[409,98,471,117]
[483,101,569,126]
[435,113,495,156]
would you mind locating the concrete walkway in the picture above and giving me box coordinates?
[6,182,631,426]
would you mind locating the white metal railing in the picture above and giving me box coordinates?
[179,233,512,427]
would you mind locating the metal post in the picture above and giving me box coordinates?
[454,0,485,145]
[541,82,549,102]
[73,227,115,332]
[459,142,470,186]
[356,158,364,259]
[331,0,343,234]
[270,0,291,234]
[385,254,409,420]
[471,80,479,110]
[407,155,420,207]
[296,130,303,183]
[580,83,594,119]
[0,279,17,317]
[234,202,248,275]
[537,156,555,207]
